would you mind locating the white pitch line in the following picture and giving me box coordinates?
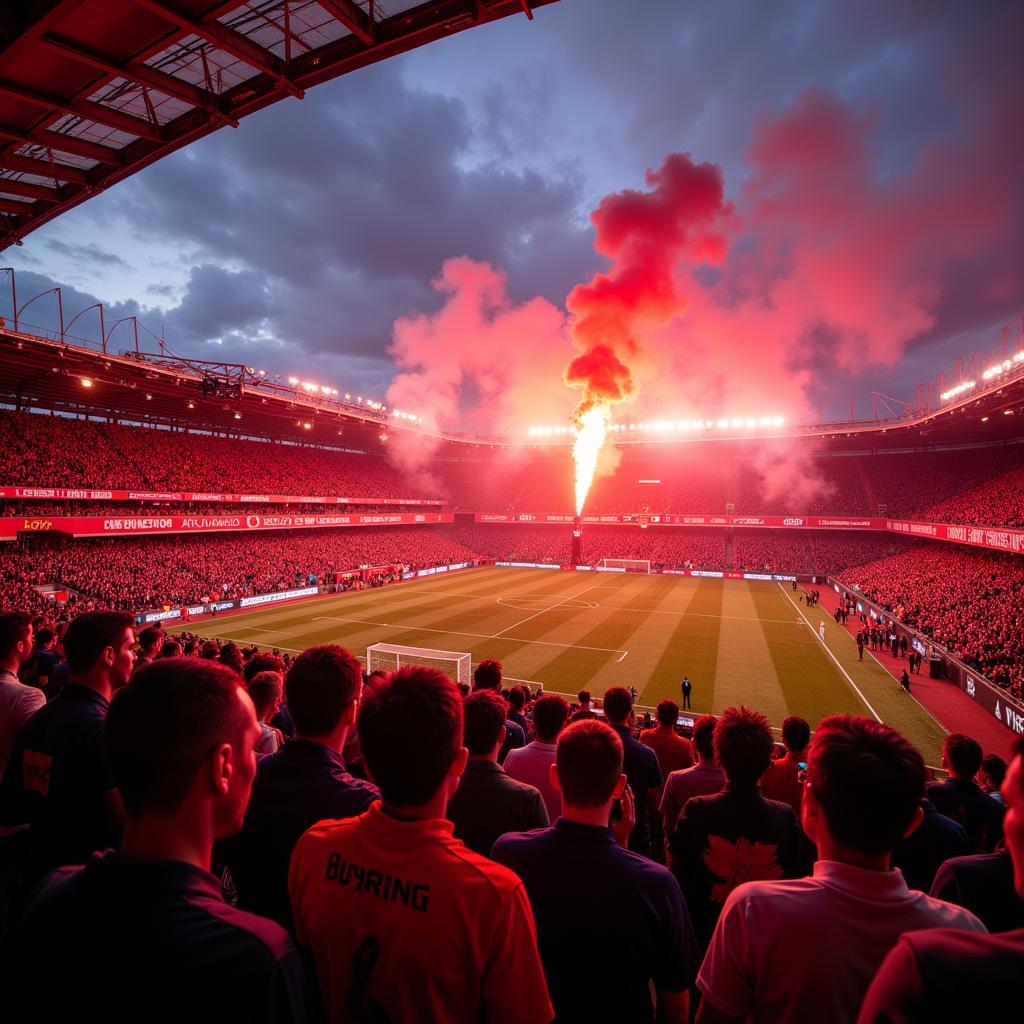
[491,577,616,637]
[778,583,882,722]
[313,614,627,656]
[617,650,629,663]
[596,602,805,625]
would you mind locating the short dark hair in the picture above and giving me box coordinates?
[218,643,243,674]
[981,753,1007,788]
[603,686,633,724]
[462,690,507,756]
[35,627,54,648]
[243,651,287,683]
[782,716,811,753]
[714,706,774,786]
[657,699,679,728]
[248,670,283,717]
[105,658,250,818]
[577,690,591,704]
[285,645,362,736]
[0,611,31,659]
[506,687,526,712]
[692,715,717,760]
[944,733,984,777]
[63,611,135,674]
[138,627,161,651]
[159,639,181,659]
[532,694,570,742]
[200,641,219,659]
[357,666,463,807]
[808,715,925,855]
[556,720,623,807]
[473,659,502,691]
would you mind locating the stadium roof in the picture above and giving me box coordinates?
[3,326,1024,455]
[0,0,558,249]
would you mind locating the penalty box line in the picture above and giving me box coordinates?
[313,614,628,658]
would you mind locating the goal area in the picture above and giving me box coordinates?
[600,558,651,573]
[366,643,472,685]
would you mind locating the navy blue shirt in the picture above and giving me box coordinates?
[493,819,699,1023]
[611,723,663,852]
[499,717,526,764]
[927,777,1005,853]
[1,851,307,1023]
[893,799,970,893]
[218,738,378,928]
[0,683,120,884]
[930,848,1024,933]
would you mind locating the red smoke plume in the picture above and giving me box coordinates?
[564,153,733,409]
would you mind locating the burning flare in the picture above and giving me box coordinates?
[572,403,610,515]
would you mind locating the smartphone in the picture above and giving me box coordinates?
[797,761,807,771]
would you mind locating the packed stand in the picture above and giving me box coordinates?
[1,609,1022,1023]
[0,409,431,499]
[734,530,915,575]
[0,526,482,619]
[840,542,1024,697]
[442,524,727,569]
[916,461,1024,528]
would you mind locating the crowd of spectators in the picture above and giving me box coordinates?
[0,609,1020,1022]
[0,526,481,620]
[839,543,1024,697]
[734,531,915,575]
[441,524,727,570]
[0,410,430,499]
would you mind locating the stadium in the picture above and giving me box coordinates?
[0,2,1022,1022]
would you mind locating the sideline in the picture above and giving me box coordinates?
[777,583,882,723]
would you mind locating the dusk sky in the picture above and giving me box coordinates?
[5,0,1022,435]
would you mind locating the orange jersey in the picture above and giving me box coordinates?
[289,801,553,1024]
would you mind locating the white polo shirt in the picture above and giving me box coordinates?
[698,860,986,1024]
[503,741,560,822]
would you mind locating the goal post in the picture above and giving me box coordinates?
[366,643,472,685]
[600,558,651,574]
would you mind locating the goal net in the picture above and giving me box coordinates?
[366,643,472,685]
[600,558,651,573]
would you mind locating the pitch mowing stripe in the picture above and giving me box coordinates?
[521,574,684,688]
[747,583,866,725]
[706,581,792,725]
[644,578,724,711]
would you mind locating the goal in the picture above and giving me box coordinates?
[366,643,472,685]
[600,558,651,573]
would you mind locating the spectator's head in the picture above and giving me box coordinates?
[532,694,570,743]
[357,666,466,810]
[555,720,625,809]
[218,643,244,675]
[248,670,283,723]
[781,716,811,754]
[158,639,181,660]
[105,658,259,838]
[692,714,717,762]
[0,611,33,667]
[577,689,591,707]
[138,627,161,656]
[804,715,925,858]
[35,627,55,650]
[200,641,219,660]
[1003,736,1024,897]
[285,644,362,744]
[64,611,135,690]
[656,699,679,729]
[243,651,287,684]
[714,706,774,786]
[942,733,984,779]
[978,753,1007,794]
[603,686,633,726]
[462,690,507,759]
[472,658,502,692]
[506,687,526,713]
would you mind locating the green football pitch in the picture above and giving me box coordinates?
[172,565,948,765]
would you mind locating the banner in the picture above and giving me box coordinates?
[0,511,453,540]
[887,519,1024,554]
[474,512,885,529]
[0,485,445,507]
